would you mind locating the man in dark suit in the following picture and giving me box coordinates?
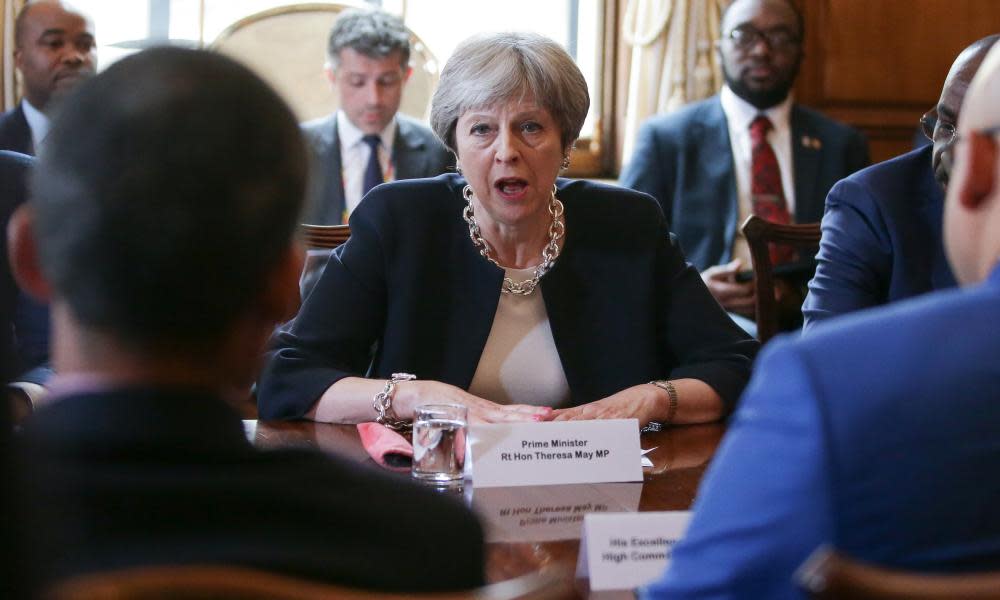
[0,0,95,154]
[1,150,48,424]
[10,47,483,592]
[1,151,34,382]
[642,43,1000,599]
[802,35,999,330]
[620,0,868,328]
[301,7,452,225]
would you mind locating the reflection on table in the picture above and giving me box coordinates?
[253,420,724,585]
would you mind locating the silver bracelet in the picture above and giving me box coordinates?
[641,380,678,433]
[373,372,416,431]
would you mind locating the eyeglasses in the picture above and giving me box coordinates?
[939,124,1000,176]
[920,111,957,145]
[725,26,800,51]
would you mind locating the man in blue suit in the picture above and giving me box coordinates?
[802,35,999,330]
[642,43,1000,600]
[620,0,868,326]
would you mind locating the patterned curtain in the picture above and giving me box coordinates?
[620,0,727,164]
[2,0,25,112]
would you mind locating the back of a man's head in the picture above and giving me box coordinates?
[31,47,307,352]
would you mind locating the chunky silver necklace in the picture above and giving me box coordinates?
[462,183,565,296]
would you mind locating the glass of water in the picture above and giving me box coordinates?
[412,404,467,485]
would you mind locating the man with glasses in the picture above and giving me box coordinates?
[803,35,999,331]
[621,0,868,334]
[641,41,1000,600]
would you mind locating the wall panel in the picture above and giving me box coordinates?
[793,0,1000,163]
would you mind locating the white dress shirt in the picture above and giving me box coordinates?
[21,99,50,151]
[336,110,397,216]
[719,86,796,267]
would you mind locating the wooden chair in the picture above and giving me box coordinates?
[301,223,351,249]
[797,546,1000,600]
[45,564,575,600]
[740,215,822,343]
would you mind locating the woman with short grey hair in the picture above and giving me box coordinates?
[259,32,757,430]
[430,32,589,153]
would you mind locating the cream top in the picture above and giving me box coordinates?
[468,267,571,407]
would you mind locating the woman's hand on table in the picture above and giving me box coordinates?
[398,380,551,425]
[549,384,660,426]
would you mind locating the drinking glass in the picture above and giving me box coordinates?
[411,404,467,485]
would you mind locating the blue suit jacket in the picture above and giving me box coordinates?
[643,268,1000,600]
[0,104,33,155]
[1,151,48,383]
[258,174,757,419]
[299,113,454,225]
[802,145,957,330]
[619,95,869,271]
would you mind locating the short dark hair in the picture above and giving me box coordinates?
[326,8,410,69]
[31,47,307,351]
[721,0,804,40]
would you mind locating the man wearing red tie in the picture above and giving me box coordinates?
[300,8,453,226]
[620,0,869,334]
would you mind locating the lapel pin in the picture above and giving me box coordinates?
[801,135,822,150]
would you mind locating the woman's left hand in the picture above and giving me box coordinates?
[550,384,660,426]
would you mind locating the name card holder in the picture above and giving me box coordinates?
[471,482,643,543]
[469,419,642,488]
[576,512,692,591]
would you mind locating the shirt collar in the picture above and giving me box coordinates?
[720,85,793,133]
[336,110,397,152]
[21,99,50,149]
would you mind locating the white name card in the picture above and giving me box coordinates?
[242,420,257,442]
[576,512,692,591]
[469,419,642,488]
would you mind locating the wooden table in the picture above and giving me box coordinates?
[253,421,725,584]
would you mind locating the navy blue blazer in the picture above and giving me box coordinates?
[0,104,33,155]
[802,145,957,331]
[619,95,869,272]
[300,113,454,225]
[644,266,1000,599]
[1,150,48,383]
[21,387,485,591]
[258,174,757,420]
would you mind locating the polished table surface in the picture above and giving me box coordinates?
[253,420,725,585]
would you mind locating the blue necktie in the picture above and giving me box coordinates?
[362,134,383,196]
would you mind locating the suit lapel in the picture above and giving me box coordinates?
[392,117,427,180]
[704,98,739,255]
[323,113,345,223]
[438,177,504,387]
[13,104,34,156]
[791,106,821,223]
[915,150,958,289]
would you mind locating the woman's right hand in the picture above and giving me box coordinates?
[396,380,551,425]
